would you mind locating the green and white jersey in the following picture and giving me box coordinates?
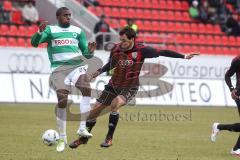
[31,25,92,70]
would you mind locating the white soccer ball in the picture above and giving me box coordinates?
[42,129,59,146]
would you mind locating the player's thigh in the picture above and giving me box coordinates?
[97,85,117,106]
[49,68,72,92]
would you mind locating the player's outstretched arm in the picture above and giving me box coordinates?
[141,46,199,59]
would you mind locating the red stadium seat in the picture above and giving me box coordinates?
[8,25,18,36]
[191,34,199,45]
[159,10,167,20]
[167,22,175,32]
[135,9,144,19]
[17,26,26,36]
[135,20,143,29]
[175,12,182,21]
[0,24,9,36]
[17,38,26,47]
[103,7,111,15]
[221,36,229,46]
[119,19,127,27]
[143,20,152,31]
[8,37,17,47]
[128,8,136,19]
[26,25,38,37]
[214,35,222,45]
[3,1,13,11]
[0,37,8,46]
[152,10,159,20]
[183,34,191,44]
[152,21,159,31]
[166,1,174,10]
[175,34,184,44]
[175,22,182,32]
[181,1,189,10]
[127,0,136,8]
[182,12,191,21]
[166,11,175,21]
[108,19,119,29]
[119,8,128,18]
[229,47,238,55]
[182,23,190,33]
[26,38,32,47]
[143,9,151,19]
[159,0,167,9]
[215,46,223,55]
[190,23,198,33]
[111,8,120,18]
[198,35,205,45]
[88,6,96,14]
[206,35,214,45]
[158,21,167,32]
[174,1,182,10]
[151,0,160,9]
[228,36,237,46]
[135,0,145,8]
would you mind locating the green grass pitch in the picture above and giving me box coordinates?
[0,103,239,160]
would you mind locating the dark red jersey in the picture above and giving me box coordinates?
[225,56,240,91]
[100,43,185,88]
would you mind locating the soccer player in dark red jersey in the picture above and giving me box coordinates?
[69,26,198,149]
[211,56,240,156]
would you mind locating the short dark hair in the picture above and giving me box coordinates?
[119,26,136,39]
[56,7,69,17]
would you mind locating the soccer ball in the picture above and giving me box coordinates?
[42,129,59,146]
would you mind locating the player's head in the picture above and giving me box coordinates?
[56,7,71,28]
[119,26,136,51]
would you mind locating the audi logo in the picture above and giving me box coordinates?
[118,60,134,67]
[8,54,44,73]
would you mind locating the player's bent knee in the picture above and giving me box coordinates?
[111,95,127,110]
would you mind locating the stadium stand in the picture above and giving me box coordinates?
[0,0,38,48]
[0,0,239,55]
[87,0,240,55]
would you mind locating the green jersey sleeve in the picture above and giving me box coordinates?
[31,26,51,47]
[78,31,93,59]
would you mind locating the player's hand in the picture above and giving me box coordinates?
[185,52,200,59]
[231,89,239,100]
[39,21,48,32]
[88,42,97,54]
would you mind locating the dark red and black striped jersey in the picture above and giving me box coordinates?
[100,42,185,88]
[225,56,240,91]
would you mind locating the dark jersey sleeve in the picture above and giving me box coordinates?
[225,59,238,91]
[99,51,117,74]
[140,46,185,59]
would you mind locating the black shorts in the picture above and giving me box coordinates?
[97,85,138,105]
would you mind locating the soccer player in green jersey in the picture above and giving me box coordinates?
[31,7,96,152]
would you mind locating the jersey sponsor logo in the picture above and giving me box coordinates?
[52,38,78,47]
[118,60,134,67]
